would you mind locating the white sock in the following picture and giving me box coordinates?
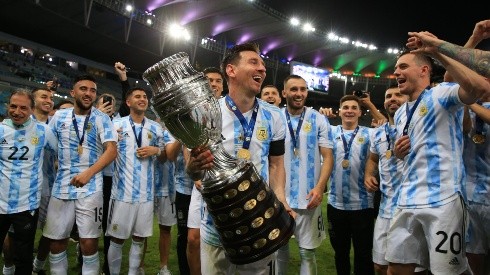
[33,257,46,272]
[299,247,317,275]
[82,252,100,275]
[128,239,144,274]
[2,265,15,275]
[49,251,68,274]
[108,240,123,274]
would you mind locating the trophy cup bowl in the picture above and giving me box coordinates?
[143,52,295,265]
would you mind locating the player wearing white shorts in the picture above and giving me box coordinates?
[276,75,333,275]
[0,90,57,275]
[389,48,490,274]
[154,129,177,275]
[187,43,294,275]
[364,86,410,275]
[43,75,117,275]
[462,98,490,275]
[327,95,374,275]
[106,87,167,274]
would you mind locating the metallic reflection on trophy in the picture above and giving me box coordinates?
[143,52,295,265]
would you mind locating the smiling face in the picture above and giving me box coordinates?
[283,77,308,113]
[394,52,431,100]
[126,89,148,114]
[261,86,281,106]
[384,87,408,118]
[33,89,54,115]
[8,93,33,125]
[226,50,266,96]
[71,79,97,113]
[339,99,362,127]
[205,72,224,98]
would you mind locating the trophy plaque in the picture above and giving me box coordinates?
[143,52,295,265]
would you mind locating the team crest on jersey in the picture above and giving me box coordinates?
[256,126,268,141]
[357,136,366,144]
[303,121,312,133]
[86,122,93,132]
[147,132,152,140]
[418,104,428,116]
[112,224,118,232]
[31,136,39,145]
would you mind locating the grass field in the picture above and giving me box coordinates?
[1,197,353,274]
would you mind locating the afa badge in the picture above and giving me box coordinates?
[357,136,365,144]
[419,105,428,116]
[31,136,39,145]
[147,132,152,140]
[112,224,118,232]
[303,122,312,133]
[256,127,268,141]
[86,122,93,132]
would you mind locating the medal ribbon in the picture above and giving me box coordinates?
[474,100,484,135]
[285,108,305,152]
[384,123,394,151]
[340,126,359,162]
[225,95,259,150]
[72,109,91,151]
[129,116,145,148]
[403,89,427,136]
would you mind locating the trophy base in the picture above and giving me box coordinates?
[201,162,296,265]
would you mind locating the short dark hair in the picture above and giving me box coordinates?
[9,89,34,108]
[283,74,305,87]
[339,95,360,107]
[220,43,260,80]
[73,74,97,86]
[31,87,51,98]
[54,99,74,110]
[398,49,434,72]
[125,87,151,100]
[203,67,223,77]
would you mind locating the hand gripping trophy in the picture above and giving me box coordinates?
[143,52,295,264]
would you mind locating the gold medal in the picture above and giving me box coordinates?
[385,150,392,159]
[341,159,349,169]
[293,148,299,157]
[77,145,83,155]
[237,148,251,160]
[472,134,486,144]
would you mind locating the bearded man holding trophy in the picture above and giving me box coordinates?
[143,43,296,274]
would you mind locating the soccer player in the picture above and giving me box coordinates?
[106,87,166,274]
[276,75,333,275]
[43,74,117,274]
[0,89,57,274]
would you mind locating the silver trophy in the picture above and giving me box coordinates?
[143,52,295,265]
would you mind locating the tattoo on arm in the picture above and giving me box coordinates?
[439,42,490,78]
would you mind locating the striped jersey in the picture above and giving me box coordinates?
[31,115,57,198]
[155,130,176,199]
[0,118,57,214]
[393,83,465,208]
[201,98,287,246]
[462,102,490,205]
[282,107,333,209]
[111,116,165,203]
[369,122,403,218]
[174,148,193,196]
[49,107,117,199]
[328,124,373,210]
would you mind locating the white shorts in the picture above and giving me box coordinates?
[43,192,103,240]
[106,199,154,239]
[200,241,275,275]
[37,195,50,229]
[154,196,177,227]
[386,195,469,274]
[187,185,203,229]
[293,207,325,249]
[373,216,390,266]
[466,202,490,254]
